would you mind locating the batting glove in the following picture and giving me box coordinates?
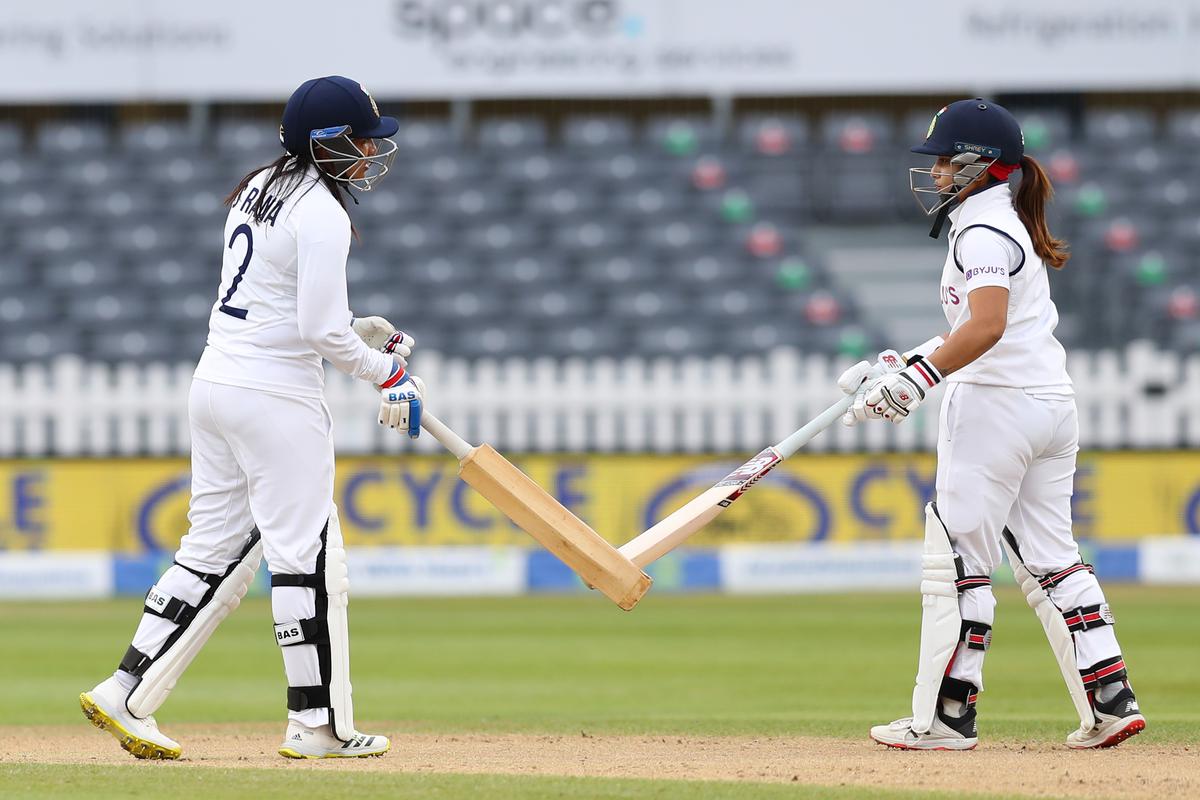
[351,315,397,350]
[378,364,425,438]
[382,331,415,362]
[862,354,943,424]
[839,349,906,427]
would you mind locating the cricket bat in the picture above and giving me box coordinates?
[618,395,854,568]
[420,411,653,610]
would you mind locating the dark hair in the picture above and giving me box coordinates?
[1014,155,1069,269]
[223,149,357,235]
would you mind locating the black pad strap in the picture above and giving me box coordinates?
[119,646,153,677]
[1038,562,1095,591]
[961,620,992,651]
[287,685,331,712]
[144,589,198,626]
[1081,655,1127,690]
[939,676,979,707]
[1063,603,1114,633]
[274,616,328,647]
[172,560,223,587]
[955,575,991,593]
[271,572,323,589]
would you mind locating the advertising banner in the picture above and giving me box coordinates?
[2,451,1198,554]
[0,1,1197,101]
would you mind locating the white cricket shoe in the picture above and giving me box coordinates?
[278,721,390,759]
[1066,686,1146,749]
[79,677,182,760]
[870,709,978,751]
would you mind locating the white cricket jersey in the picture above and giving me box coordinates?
[939,183,1072,391]
[194,164,393,398]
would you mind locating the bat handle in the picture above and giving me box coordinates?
[419,410,474,460]
[774,394,855,459]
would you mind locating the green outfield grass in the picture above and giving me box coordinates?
[4,588,1197,740]
[0,764,985,800]
[1,588,1197,799]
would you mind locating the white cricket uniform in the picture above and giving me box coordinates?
[126,163,392,728]
[932,183,1121,694]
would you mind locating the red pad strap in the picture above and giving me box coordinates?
[380,364,406,389]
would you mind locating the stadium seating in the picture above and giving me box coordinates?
[0,106,1196,363]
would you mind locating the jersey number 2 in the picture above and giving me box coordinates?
[218,224,253,319]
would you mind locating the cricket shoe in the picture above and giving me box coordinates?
[870,707,978,751]
[278,721,390,759]
[1067,686,1146,749]
[79,677,181,760]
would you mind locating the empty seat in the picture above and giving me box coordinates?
[0,187,72,222]
[512,287,598,321]
[607,288,690,320]
[644,116,721,156]
[1010,109,1072,152]
[582,151,665,183]
[666,253,747,286]
[436,185,514,218]
[404,254,477,290]
[92,326,178,362]
[561,115,634,150]
[37,121,111,155]
[476,117,547,151]
[0,123,22,152]
[0,294,56,328]
[69,291,150,326]
[820,112,894,155]
[135,257,217,290]
[539,321,628,357]
[155,289,216,326]
[609,183,690,220]
[577,254,658,289]
[428,288,508,323]
[215,119,281,156]
[489,254,565,286]
[738,115,809,157]
[453,324,539,359]
[394,119,459,157]
[1166,109,1200,146]
[405,153,487,185]
[0,156,38,190]
[525,185,601,219]
[376,220,453,255]
[495,153,573,186]
[0,324,64,362]
[43,257,123,290]
[1083,109,1156,148]
[695,288,774,319]
[463,218,539,254]
[82,188,161,221]
[120,121,197,154]
[636,217,718,254]
[551,219,626,252]
[631,320,718,356]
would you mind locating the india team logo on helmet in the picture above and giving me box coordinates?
[361,83,380,119]
[926,106,948,139]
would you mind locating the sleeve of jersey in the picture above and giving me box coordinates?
[955,228,1018,294]
[294,205,394,384]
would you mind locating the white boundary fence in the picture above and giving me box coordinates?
[1,342,1198,456]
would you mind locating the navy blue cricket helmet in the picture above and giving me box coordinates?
[909,98,1025,223]
[280,76,399,191]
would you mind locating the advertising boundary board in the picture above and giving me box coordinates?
[0,1,1198,101]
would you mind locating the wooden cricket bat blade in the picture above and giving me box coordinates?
[458,444,652,610]
[619,447,783,568]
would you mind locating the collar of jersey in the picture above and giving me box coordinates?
[948,181,1012,230]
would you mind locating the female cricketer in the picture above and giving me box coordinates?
[840,98,1145,751]
[80,76,423,760]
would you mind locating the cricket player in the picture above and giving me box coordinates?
[80,76,424,760]
[839,99,1145,750]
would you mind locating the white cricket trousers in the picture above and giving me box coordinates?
[122,378,343,728]
[935,383,1123,698]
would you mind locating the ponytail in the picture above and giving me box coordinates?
[1014,155,1069,269]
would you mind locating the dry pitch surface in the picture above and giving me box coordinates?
[2,723,1195,799]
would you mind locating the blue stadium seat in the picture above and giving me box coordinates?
[476,117,548,152]
[562,115,634,150]
[37,121,111,155]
